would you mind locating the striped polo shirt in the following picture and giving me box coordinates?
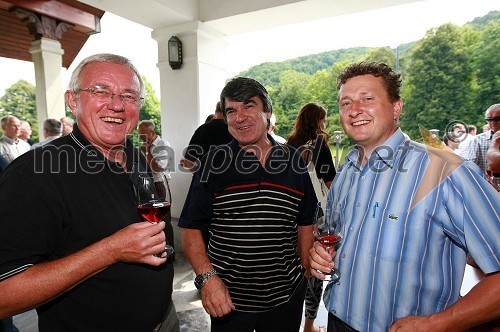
[179,138,317,312]
[324,128,499,331]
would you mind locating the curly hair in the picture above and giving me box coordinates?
[336,61,402,103]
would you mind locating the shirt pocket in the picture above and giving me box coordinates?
[370,208,424,263]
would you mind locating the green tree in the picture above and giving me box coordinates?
[473,20,500,118]
[401,23,474,140]
[303,69,336,112]
[139,76,162,132]
[363,47,397,68]
[0,80,38,142]
[268,70,311,138]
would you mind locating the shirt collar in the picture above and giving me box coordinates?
[69,123,139,173]
[0,135,17,145]
[228,134,289,155]
[345,128,407,170]
[151,135,161,148]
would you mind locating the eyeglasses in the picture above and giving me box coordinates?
[485,117,500,123]
[76,86,144,106]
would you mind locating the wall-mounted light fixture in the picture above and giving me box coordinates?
[168,36,182,70]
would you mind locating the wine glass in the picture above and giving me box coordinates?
[313,201,344,283]
[137,174,174,257]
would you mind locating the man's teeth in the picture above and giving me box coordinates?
[239,125,251,130]
[353,120,370,126]
[102,117,124,124]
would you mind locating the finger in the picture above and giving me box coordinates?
[310,268,326,280]
[134,221,166,234]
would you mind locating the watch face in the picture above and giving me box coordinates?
[194,275,204,289]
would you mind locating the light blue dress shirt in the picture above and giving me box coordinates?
[324,128,499,331]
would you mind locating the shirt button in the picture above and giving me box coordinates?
[332,310,336,314]
[350,227,355,232]
[342,253,346,258]
[356,203,360,207]
[362,176,366,180]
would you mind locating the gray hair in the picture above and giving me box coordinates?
[68,53,145,100]
[486,103,500,117]
[138,120,156,131]
[1,115,18,127]
[60,116,74,126]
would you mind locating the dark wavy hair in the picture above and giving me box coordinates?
[336,61,402,102]
[220,77,273,122]
[286,102,329,148]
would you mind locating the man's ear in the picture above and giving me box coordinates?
[65,91,77,116]
[393,99,403,120]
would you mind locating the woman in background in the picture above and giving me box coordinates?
[287,102,336,332]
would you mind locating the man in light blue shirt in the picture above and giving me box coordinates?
[310,62,499,331]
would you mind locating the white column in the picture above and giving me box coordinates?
[29,38,66,140]
[153,21,227,218]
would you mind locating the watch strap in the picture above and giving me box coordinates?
[195,269,218,289]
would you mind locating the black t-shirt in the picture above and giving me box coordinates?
[183,118,233,163]
[0,125,174,332]
[314,139,336,183]
[288,136,336,183]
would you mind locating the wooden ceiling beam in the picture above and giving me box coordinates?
[4,0,99,33]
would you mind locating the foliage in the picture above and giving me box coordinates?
[0,80,38,143]
[239,47,369,86]
[469,10,500,26]
[139,76,162,133]
[268,70,311,138]
[401,23,475,140]
[472,19,500,119]
[363,47,396,68]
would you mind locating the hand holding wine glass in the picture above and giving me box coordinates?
[137,174,174,257]
[313,202,344,282]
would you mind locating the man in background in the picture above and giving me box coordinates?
[18,120,32,144]
[60,116,74,136]
[0,115,30,162]
[486,130,500,189]
[180,101,232,172]
[456,124,476,158]
[465,103,500,188]
[31,118,62,149]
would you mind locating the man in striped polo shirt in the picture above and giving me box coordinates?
[179,77,317,331]
[310,62,499,331]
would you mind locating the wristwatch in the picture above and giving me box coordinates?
[194,269,218,289]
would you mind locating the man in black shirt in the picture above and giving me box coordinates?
[180,101,233,172]
[0,54,178,332]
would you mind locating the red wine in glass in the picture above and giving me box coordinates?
[138,202,171,224]
[313,202,344,282]
[137,174,174,257]
[317,232,343,250]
